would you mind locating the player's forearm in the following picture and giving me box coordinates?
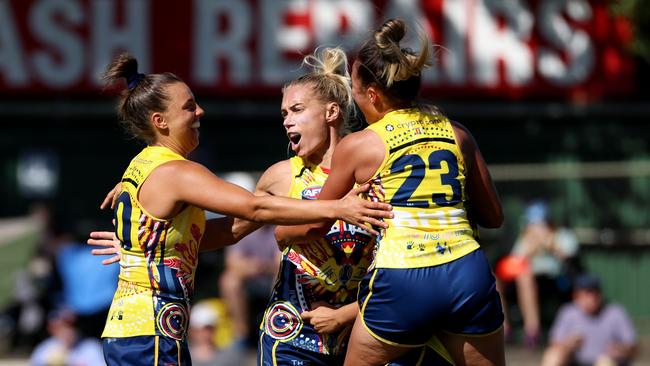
[339,302,359,327]
[275,224,331,247]
[201,217,262,251]
[250,196,337,224]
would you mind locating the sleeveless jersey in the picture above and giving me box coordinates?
[103,146,206,340]
[260,157,375,355]
[366,108,480,269]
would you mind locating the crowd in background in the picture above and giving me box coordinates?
[0,187,640,366]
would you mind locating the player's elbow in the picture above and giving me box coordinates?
[246,197,271,223]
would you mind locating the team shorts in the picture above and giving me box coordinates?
[358,249,504,346]
[258,332,345,366]
[103,335,191,366]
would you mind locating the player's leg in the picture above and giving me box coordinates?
[344,268,440,366]
[344,316,411,366]
[437,250,506,366]
[437,329,504,366]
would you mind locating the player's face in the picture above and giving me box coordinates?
[281,84,330,159]
[161,82,205,155]
[351,61,377,124]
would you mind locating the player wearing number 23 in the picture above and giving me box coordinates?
[357,107,506,349]
[276,18,506,365]
[349,19,506,365]
[366,109,478,269]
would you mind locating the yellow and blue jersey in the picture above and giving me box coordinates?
[259,157,375,356]
[366,108,480,269]
[103,146,206,341]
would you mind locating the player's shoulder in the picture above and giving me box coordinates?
[257,159,292,196]
[345,128,381,143]
[149,159,205,179]
[263,159,292,177]
[449,120,478,163]
[449,120,473,144]
[338,129,383,155]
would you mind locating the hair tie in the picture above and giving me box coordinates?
[127,73,145,90]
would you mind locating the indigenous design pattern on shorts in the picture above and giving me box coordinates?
[103,335,191,366]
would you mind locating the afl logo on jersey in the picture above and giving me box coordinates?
[301,186,321,200]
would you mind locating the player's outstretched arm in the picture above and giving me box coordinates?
[200,160,286,251]
[167,160,392,227]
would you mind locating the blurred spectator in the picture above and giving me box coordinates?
[219,225,280,347]
[217,172,281,349]
[2,203,70,353]
[496,201,581,347]
[30,307,105,366]
[541,274,637,366]
[52,236,119,339]
[189,301,244,366]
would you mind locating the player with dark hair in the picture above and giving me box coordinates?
[95,53,392,365]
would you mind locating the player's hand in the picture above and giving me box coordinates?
[88,231,121,265]
[337,183,392,235]
[100,182,122,210]
[301,303,344,334]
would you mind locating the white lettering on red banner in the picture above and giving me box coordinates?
[0,0,635,99]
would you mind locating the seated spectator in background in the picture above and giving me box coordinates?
[30,307,105,366]
[189,301,243,366]
[541,274,638,366]
[217,172,281,348]
[219,224,280,348]
[496,201,581,347]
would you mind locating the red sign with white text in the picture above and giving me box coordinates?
[0,0,635,100]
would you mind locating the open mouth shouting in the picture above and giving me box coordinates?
[287,132,302,150]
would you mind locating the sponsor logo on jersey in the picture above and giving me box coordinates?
[301,186,321,200]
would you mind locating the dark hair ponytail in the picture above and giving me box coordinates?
[103,53,183,144]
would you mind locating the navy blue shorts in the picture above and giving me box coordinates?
[258,332,345,366]
[103,336,191,366]
[358,249,504,346]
